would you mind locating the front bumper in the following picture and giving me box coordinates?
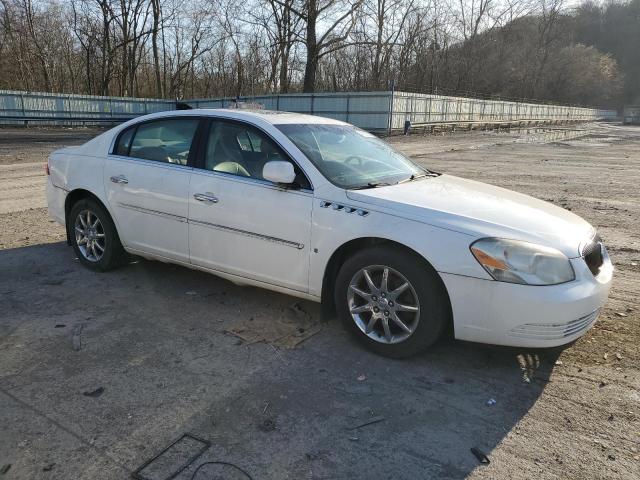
[441,253,613,348]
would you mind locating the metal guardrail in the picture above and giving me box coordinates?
[0,115,137,126]
[402,118,589,135]
[0,89,619,132]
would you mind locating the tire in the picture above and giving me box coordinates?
[334,245,450,358]
[68,197,128,271]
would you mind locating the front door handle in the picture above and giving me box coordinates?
[110,175,128,184]
[193,193,219,204]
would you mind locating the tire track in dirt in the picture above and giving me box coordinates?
[0,162,46,214]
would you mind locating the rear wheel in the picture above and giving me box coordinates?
[68,198,128,271]
[335,245,449,358]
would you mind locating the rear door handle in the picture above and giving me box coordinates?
[193,193,219,204]
[110,175,128,184]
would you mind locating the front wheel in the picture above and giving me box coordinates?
[68,198,128,271]
[335,245,450,358]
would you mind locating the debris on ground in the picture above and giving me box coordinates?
[0,464,11,475]
[486,398,497,406]
[555,360,563,366]
[42,463,55,472]
[82,386,104,398]
[54,324,65,328]
[357,374,366,381]
[615,312,628,317]
[258,418,276,432]
[615,353,622,360]
[226,302,321,348]
[348,416,386,430]
[470,447,490,465]
[72,324,82,351]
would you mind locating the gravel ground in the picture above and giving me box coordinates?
[0,123,638,479]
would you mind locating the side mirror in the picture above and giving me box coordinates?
[263,160,296,185]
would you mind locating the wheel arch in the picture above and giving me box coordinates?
[64,189,115,245]
[320,237,453,327]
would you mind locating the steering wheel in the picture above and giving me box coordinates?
[345,155,364,166]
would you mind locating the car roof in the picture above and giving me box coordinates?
[160,108,348,126]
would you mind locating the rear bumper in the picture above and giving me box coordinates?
[46,178,66,226]
[442,254,613,348]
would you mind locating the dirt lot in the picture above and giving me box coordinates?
[0,124,638,479]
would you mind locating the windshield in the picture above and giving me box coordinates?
[276,124,427,189]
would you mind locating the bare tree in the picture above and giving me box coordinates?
[0,0,632,106]
[272,0,364,92]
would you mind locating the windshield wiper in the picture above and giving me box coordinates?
[397,171,439,184]
[349,181,393,190]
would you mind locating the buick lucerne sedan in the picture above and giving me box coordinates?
[46,109,613,357]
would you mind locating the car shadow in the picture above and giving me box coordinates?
[0,242,562,479]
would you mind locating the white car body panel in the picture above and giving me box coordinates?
[103,156,191,263]
[346,175,594,258]
[188,170,313,292]
[46,109,613,349]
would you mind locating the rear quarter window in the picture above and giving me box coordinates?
[114,127,135,156]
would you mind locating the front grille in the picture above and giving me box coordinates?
[583,235,604,276]
[508,309,600,340]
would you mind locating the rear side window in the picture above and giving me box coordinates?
[115,127,134,156]
[126,118,199,165]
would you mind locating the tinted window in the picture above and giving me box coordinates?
[129,118,199,165]
[115,126,134,156]
[204,121,311,189]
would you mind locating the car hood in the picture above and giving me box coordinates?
[346,174,594,258]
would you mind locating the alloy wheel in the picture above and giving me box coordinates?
[74,209,106,262]
[347,265,420,344]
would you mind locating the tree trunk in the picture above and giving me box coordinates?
[151,0,162,97]
[279,47,289,93]
[303,2,318,93]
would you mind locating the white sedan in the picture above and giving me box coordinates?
[46,109,613,357]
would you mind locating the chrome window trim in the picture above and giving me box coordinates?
[190,167,313,196]
[108,154,194,172]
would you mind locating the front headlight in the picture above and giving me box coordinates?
[470,238,575,285]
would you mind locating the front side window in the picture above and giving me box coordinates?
[204,120,311,189]
[276,124,426,189]
[126,118,199,165]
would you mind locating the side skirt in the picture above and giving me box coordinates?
[124,247,321,303]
